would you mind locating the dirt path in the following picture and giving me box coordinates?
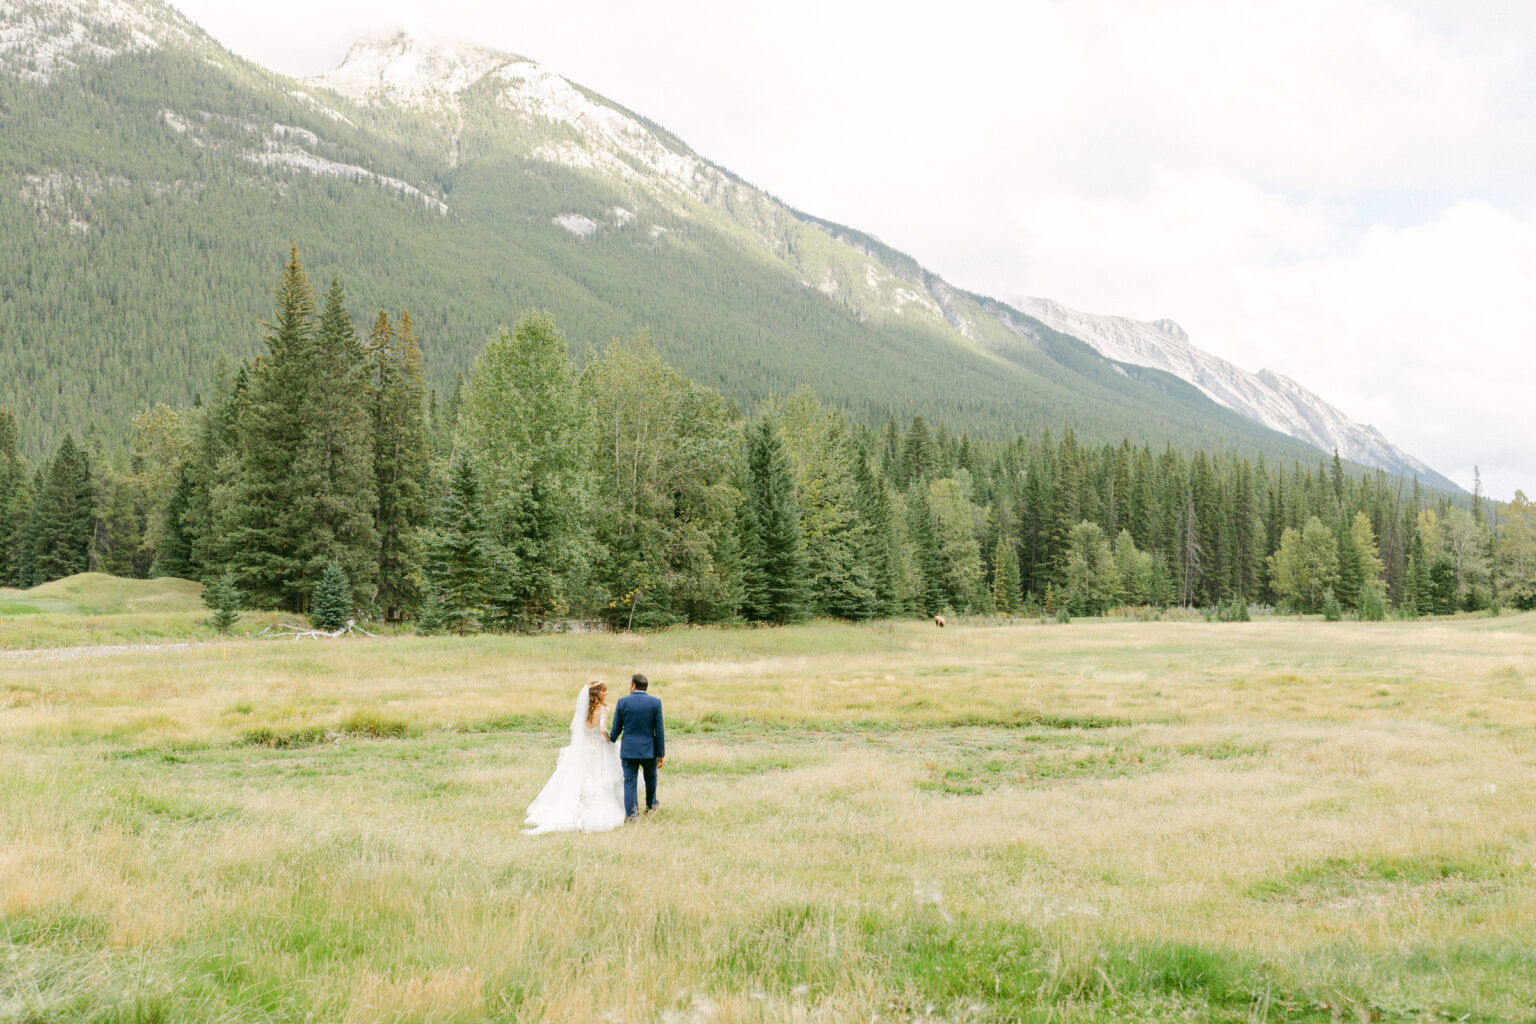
[0,641,215,663]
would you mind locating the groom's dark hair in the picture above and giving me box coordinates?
[631,673,648,691]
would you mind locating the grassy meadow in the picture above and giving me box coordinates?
[3,587,1536,1022]
[0,574,288,650]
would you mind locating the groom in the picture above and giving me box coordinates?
[608,672,665,820]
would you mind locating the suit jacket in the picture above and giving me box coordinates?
[609,691,665,760]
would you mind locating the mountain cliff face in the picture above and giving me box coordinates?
[0,0,1459,491]
[1015,299,1452,487]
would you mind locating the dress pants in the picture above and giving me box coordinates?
[621,757,657,818]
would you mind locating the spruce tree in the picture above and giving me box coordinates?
[153,466,195,579]
[422,454,500,635]
[222,245,318,609]
[854,453,900,617]
[17,468,43,587]
[742,418,809,624]
[901,416,935,485]
[203,569,242,634]
[777,390,877,620]
[89,447,145,578]
[1335,519,1363,610]
[310,562,353,631]
[0,410,28,587]
[291,278,378,612]
[1406,532,1433,616]
[184,359,247,581]
[991,535,1023,615]
[904,485,947,616]
[369,309,432,621]
[30,436,94,584]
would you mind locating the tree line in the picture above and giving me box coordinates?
[3,247,1533,625]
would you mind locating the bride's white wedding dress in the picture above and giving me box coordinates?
[523,684,625,834]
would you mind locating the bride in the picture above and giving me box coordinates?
[523,681,626,834]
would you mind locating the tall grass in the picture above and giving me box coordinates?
[3,615,1535,1021]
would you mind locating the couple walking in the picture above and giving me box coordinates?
[522,673,665,835]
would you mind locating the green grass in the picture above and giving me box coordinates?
[3,614,1536,1021]
[0,574,289,649]
[2,574,206,616]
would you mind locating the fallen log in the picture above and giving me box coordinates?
[257,619,381,640]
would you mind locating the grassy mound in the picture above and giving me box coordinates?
[0,573,205,617]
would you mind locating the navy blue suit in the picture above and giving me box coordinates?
[609,690,665,818]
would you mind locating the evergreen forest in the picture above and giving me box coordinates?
[3,248,1532,629]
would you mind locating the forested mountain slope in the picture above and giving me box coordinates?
[0,0,1454,489]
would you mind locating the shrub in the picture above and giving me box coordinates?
[240,725,327,748]
[1359,586,1387,622]
[1322,589,1342,622]
[339,709,412,739]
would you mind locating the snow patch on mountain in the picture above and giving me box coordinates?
[154,103,451,215]
[247,143,450,216]
[310,31,726,209]
[1015,297,1446,482]
[552,213,597,237]
[0,0,190,81]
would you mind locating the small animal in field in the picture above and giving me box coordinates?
[933,614,946,628]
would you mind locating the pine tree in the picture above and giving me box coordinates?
[309,562,352,631]
[203,569,242,634]
[991,535,1023,614]
[854,453,900,617]
[929,477,984,611]
[901,416,935,485]
[904,484,946,616]
[369,309,432,621]
[186,359,247,581]
[221,245,319,609]
[153,466,195,579]
[17,468,43,587]
[742,418,809,624]
[30,436,94,584]
[1335,519,1363,610]
[1404,531,1431,616]
[778,390,877,620]
[291,277,378,612]
[89,444,146,579]
[0,410,29,587]
[422,454,500,635]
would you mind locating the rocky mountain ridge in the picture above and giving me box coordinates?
[0,0,1462,492]
[1015,298,1444,484]
[308,29,1451,487]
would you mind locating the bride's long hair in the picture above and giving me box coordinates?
[585,682,607,726]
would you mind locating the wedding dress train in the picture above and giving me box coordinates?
[523,684,625,834]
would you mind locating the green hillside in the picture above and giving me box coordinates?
[0,1,1395,479]
[0,572,203,615]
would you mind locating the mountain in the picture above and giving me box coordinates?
[1015,299,1459,491]
[0,0,1455,489]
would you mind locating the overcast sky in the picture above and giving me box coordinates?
[172,0,1536,500]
